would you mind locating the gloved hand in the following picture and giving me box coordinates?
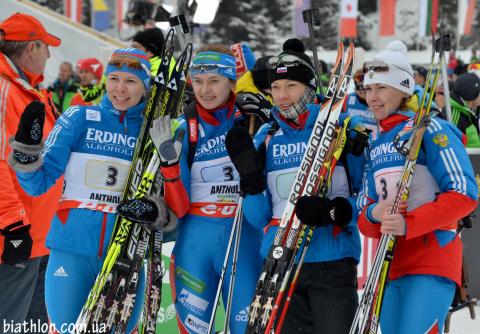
[225,126,266,196]
[8,101,46,172]
[149,115,184,167]
[1,222,33,265]
[236,92,273,124]
[79,84,104,102]
[117,195,174,232]
[295,196,353,229]
[345,126,371,157]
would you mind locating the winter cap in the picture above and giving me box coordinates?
[363,40,414,96]
[252,55,273,90]
[105,48,151,89]
[453,72,480,101]
[132,28,165,58]
[467,63,480,80]
[77,58,104,81]
[230,42,256,79]
[0,13,61,47]
[414,66,428,79]
[190,51,237,81]
[268,38,316,90]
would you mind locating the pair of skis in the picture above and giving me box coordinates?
[73,29,193,334]
[246,41,355,334]
[349,32,451,334]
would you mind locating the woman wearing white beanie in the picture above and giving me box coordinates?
[357,41,478,333]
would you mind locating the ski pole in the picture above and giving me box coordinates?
[302,9,323,93]
[223,200,244,333]
[439,33,452,123]
[207,197,244,334]
[169,14,190,51]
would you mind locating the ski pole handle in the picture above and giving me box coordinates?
[303,8,323,93]
[249,115,256,137]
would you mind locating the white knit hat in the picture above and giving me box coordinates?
[363,40,414,96]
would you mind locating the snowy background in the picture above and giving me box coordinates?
[32,0,480,56]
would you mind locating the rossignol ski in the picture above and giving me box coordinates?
[246,42,355,334]
[349,32,450,334]
[274,116,356,334]
[73,28,193,333]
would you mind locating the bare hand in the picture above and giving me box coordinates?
[371,199,407,221]
[380,213,407,236]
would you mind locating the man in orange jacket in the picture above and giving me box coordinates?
[0,13,63,331]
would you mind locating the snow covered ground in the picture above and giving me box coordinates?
[448,305,480,334]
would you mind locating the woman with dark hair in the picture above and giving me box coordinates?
[233,38,364,334]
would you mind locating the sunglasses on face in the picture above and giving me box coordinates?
[266,54,315,73]
[354,81,365,91]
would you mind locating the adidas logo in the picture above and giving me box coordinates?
[236,306,250,322]
[400,79,410,88]
[10,240,22,248]
[53,266,68,277]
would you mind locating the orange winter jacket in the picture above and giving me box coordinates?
[0,53,63,261]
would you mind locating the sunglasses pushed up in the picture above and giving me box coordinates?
[189,63,235,72]
[108,55,144,70]
[266,54,315,73]
[363,60,413,76]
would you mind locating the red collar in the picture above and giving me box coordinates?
[196,92,236,126]
[22,67,44,88]
[278,111,309,129]
[379,113,410,132]
[0,53,44,88]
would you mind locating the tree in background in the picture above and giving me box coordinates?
[309,0,339,50]
[202,0,290,55]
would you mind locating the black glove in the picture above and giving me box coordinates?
[236,92,273,124]
[11,101,45,165]
[225,126,266,196]
[345,126,371,157]
[295,196,352,229]
[1,222,33,265]
[117,196,171,231]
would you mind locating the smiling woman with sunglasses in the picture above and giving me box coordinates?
[358,40,478,334]
[169,44,265,333]
[233,38,366,334]
[9,48,152,333]
[117,44,265,333]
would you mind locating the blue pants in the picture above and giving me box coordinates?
[380,275,456,334]
[45,249,145,334]
[171,218,263,334]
